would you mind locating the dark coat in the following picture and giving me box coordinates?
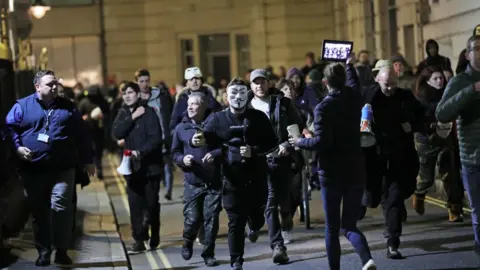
[171,111,222,188]
[112,103,163,177]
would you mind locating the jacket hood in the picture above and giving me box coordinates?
[149,87,160,100]
[286,67,305,91]
[425,39,439,57]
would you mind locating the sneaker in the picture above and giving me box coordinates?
[272,245,289,264]
[54,249,72,266]
[232,261,243,270]
[149,234,160,250]
[247,229,259,243]
[362,259,377,270]
[196,237,204,246]
[204,257,219,267]
[128,242,146,255]
[386,246,403,259]
[181,241,193,261]
[281,230,292,244]
[164,193,172,201]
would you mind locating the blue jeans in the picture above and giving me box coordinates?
[462,165,480,249]
[322,184,372,270]
[163,155,173,195]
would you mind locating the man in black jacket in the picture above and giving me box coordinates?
[361,60,423,259]
[112,82,163,254]
[171,92,222,267]
[198,78,277,270]
[248,69,303,264]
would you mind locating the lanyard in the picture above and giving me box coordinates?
[44,109,53,132]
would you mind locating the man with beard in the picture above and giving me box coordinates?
[247,69,303,264]
[172,92,222,267]
[361,60,423,259]
[170,67,221,132]
[197,78,277,270]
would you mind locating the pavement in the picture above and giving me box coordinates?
[103,155,480,270]
[1,177,128,270]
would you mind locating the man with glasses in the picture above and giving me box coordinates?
[5,70,95,266]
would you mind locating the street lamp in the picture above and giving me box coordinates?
[30,0,51,19]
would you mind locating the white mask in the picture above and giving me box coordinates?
[227,85,248,109]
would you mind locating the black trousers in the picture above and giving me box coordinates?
[381,149,419,248]
[223,179,267,266]
[183,182,222,258]
[265,163,293,249]
[126,174,161,242]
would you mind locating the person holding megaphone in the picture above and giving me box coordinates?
[112,82,163,254]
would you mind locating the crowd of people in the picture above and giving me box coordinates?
[3,32,480,270]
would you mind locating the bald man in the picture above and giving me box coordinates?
[359,60,424,260]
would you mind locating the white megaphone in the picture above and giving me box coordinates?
[360,104,376,148]
[117,150,132,175]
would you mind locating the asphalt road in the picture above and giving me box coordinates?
[104,155,480,270]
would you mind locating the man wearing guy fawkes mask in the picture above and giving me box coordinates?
[360,60,424,259]
[195,78,277,270]
[247,69,303,264]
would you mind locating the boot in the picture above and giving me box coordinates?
[448,205,463,222]
[412,194,425,215]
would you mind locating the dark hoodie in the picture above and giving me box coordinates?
[416,39,453,76]
[169,86,222,133]
[286,67,321,112]
[414,82,445,144]
[171,110,222,187]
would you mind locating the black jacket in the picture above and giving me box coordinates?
[171,111,222,188]
[203,108,277,187]
[112,104,163,177]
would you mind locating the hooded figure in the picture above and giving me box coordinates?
[78,85,110,179]
[416,39,453,76]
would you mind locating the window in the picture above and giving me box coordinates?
[43,0,94,6]
[236,34,250,77]
[180,39,194,75]
[30,36,102,87]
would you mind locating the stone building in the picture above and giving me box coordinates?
[30,0,429,87]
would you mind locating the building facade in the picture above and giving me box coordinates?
[29,0,439,87]
[421,0,480,73]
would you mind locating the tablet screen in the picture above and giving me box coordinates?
[321,40,354,62]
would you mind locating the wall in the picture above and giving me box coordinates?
[102,0,339,86]
[422,0,480,72]
[30,2,101,38]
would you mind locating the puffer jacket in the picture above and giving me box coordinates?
[436,65,480,166]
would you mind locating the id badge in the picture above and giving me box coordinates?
[37,133,49,143]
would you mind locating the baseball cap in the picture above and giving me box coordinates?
[250,69,268,82]
[372,59,392,71]
[184,67,203,80]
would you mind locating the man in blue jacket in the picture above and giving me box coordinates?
[171,92,222,267]
[5,70,95,267]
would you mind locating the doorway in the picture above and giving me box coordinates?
[199,34,231,88]
[210,55,231,88]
